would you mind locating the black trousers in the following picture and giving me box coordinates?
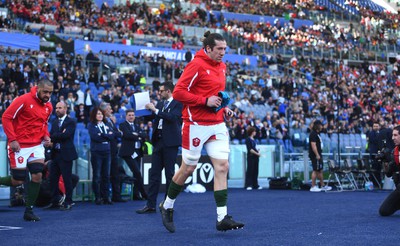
[110,152,121,199]
[379,188,400,216]
[49,154,74,205]
[123,156,147,199]
[37,174,79,206]
[370,154,382,187]
[146,142,178,208]
[245,155,259,189]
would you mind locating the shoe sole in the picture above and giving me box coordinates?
[24,215,40,222]
[136,210,156,214]
[24,219,40,222]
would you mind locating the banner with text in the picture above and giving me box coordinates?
[212,11,313,29]
[142,155,214,191]
[75,40,258,67]
[0,32,40,51]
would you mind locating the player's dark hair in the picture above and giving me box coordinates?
[202,31,225,50]
[312,120,323,131]
[394,125,400,134]
[38,79,53,88]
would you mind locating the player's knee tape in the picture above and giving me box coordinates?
[182,149,201,165]
[205,140,230,160]
[27,162,44,174]
[11,169,27,181]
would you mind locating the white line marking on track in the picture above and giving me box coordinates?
[0,226,23,231]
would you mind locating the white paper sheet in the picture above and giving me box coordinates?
[134,91,150,110]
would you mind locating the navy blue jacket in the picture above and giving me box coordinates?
[368,130,380,154]
[106,117,122,156]
[151,99,183,147]
[119,121,147,157]
[50,116,78,161]
[87,122,114,152]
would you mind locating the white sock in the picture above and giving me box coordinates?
[163,196,175,209]
[217,206,227,222]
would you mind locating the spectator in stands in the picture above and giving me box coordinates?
[227,120,237,140]
[87,107,114,205]
[234,118,247,141]
[55,44,64,61]
[75,83,85,106]
[65,92,77,113]
[76,103,88,125]
[276,118,289,140]
[145,120,154,141]
[25,25,32,34]
[184,49,192,63]
[85,30,95,41]
[84,88,96,117]
[261,121,271,140]
[309,120,331,192]
[245,126,262,190]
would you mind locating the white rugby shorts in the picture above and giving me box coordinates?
[181,122,230,165]
[8,144,45,169]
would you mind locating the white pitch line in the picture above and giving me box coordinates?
[0,226,23,231]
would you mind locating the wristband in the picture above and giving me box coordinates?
[205,97,209,106]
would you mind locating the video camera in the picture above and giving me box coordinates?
[375,140,392,164]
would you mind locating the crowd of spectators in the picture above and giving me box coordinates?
[0,0,399,153]
[1,0,399,54]
[2,0,188,45]
[0,40,400,154]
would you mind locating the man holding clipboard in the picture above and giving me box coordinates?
[136,82,183,214]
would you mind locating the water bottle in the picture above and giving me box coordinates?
[365,181,374,191]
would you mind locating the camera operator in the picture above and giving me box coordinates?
[379,125,400,216]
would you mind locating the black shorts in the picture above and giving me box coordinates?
[311,158,323,171]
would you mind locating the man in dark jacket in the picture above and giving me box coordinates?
[377,121,394,188]
[47,101,78,210]
[119,109,148,200]
[136,82,182,214]
[368,122,381,187]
